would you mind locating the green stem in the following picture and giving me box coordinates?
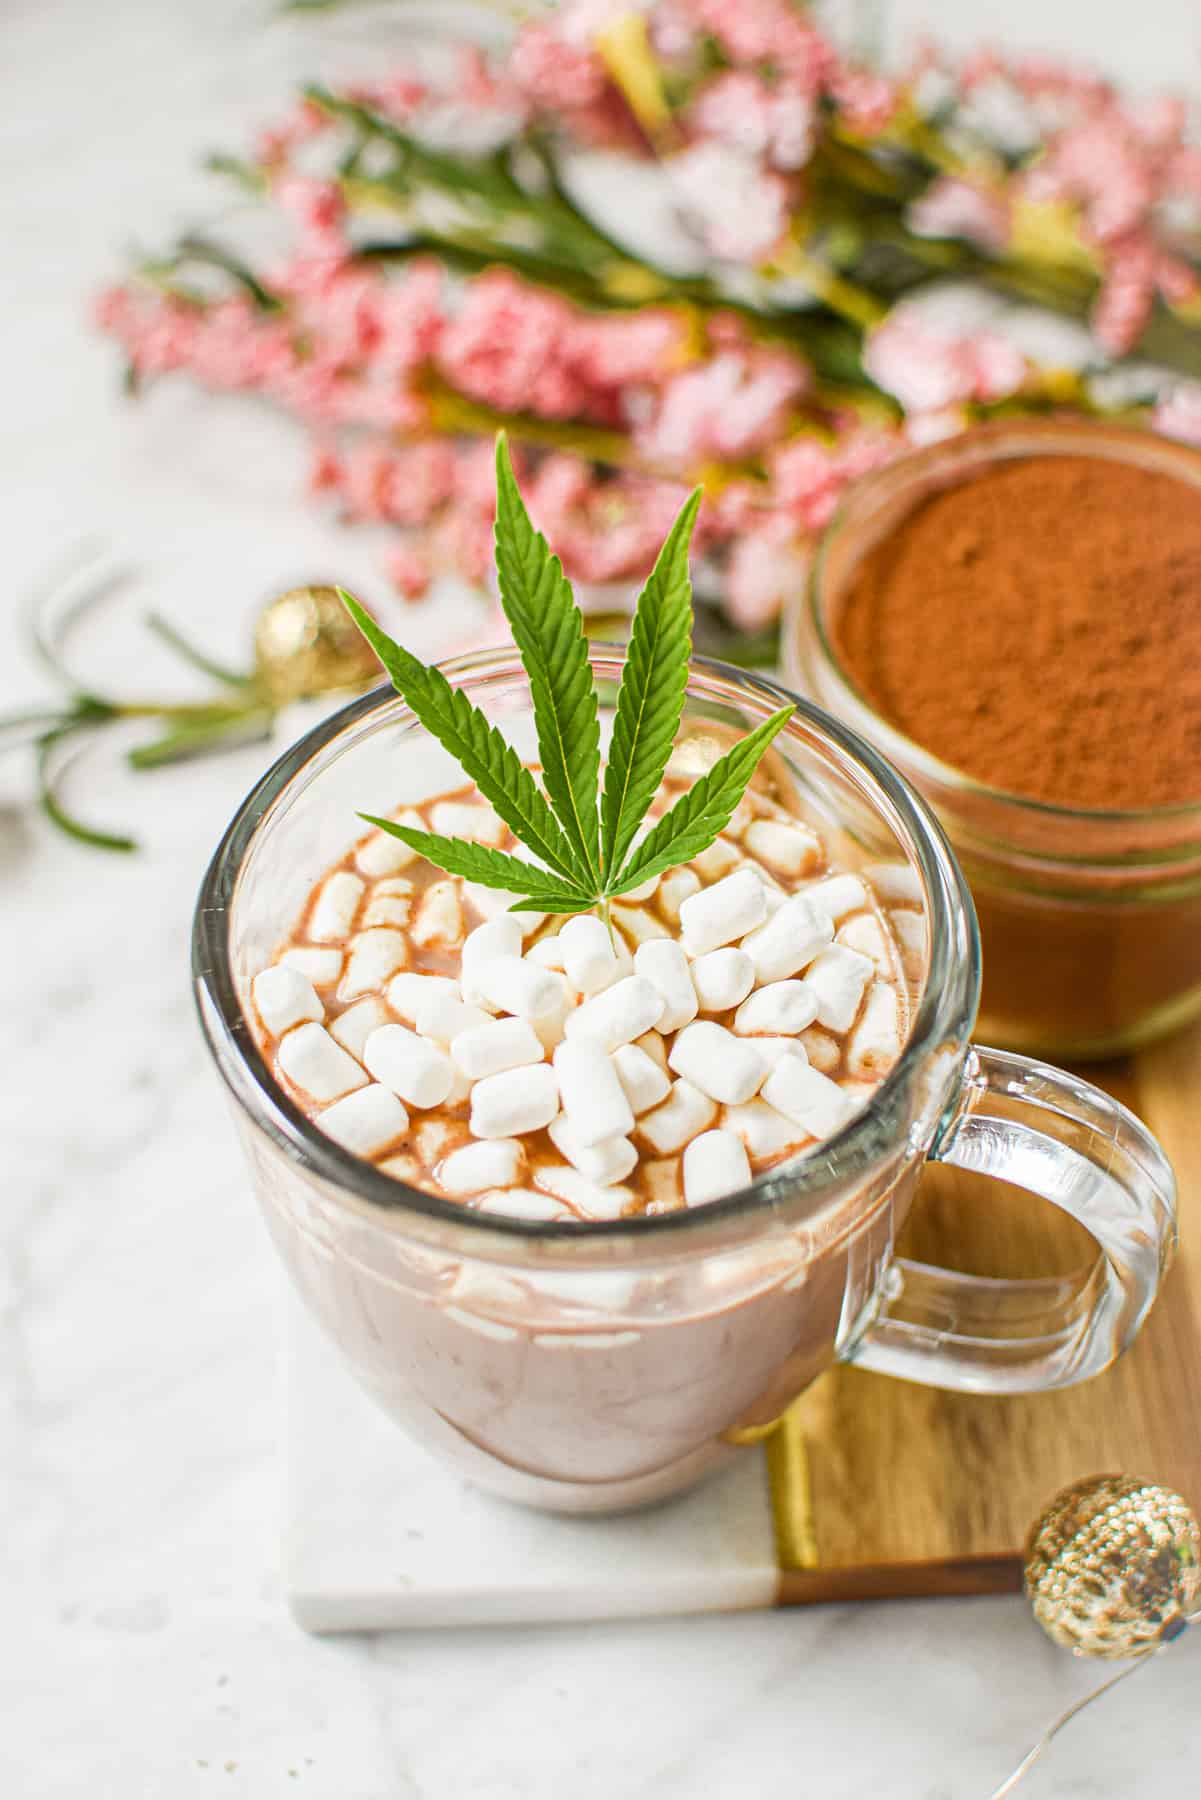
[144,612,257,688]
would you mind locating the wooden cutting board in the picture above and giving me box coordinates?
[777,1017,1201,1602]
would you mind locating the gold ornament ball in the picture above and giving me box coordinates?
[1024,1474,1201,1660]
[254,585,381,707]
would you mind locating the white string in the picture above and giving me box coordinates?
[986,1612,1198,1800]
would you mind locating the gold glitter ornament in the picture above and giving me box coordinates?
[253,585,380,707]
[1024,1474,1201,1660]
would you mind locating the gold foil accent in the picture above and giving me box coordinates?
[764,1403,820,1572]
[254,585,380,707]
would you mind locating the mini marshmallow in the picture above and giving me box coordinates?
[723,1099,808,1159]
[553,1038,635,1146]
[634,940,698,1033]
[253,965,323,1037]
[475,1188,571,1222]
[805,944,873,1032]
[847,980,902,1078]
[277,1022,368,1102]
[559,914,621,996]
[691,947,755,1014]
[428,801,505,845]
[444,1062,473,1107]
[439,1138,525,1196]
[354,820,420,878]
[452,1016,545,1081]
[669,1021,766,1105]
[691,837,741,881]
[361,892,412,929]
[679,868,766,956]
[414,992,490,1046]
[762,1055,855,1140]
[564,975,665,1052]
[386,972,460,1024]
[534,1165,634,1221]
[526,933,566,971]
[308,870,364,942]
[548,1117,638,1187]
[741,896,834,983]
[531,974,572,1053]
[471,955,564,1021]
[363,1024,454,1109]
[612,1043,671,1115]
[889,908,927,978]
[412,880,463,950]
[734,979,819,1037]
[330,997,390,1060]
[339,927,409,1000]
[470,1063,559,1138]
[657,867,701,924]
[762,1035,811,1072]
[797,1026,840,1073]
[803,874,868,920]
[837,912,893,973]
[743,819,820,878]
[634,1030,668,1070]
[611,904,670,946]
[461,917,524,1001]
[319,1084,408,1157]
[683,1129,751,1206]
[279,947,343,989]
[863,861,924,905]
[638,1079,717,1154]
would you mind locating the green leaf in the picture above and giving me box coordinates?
[493,434,600,882]
[609,705,796,892]
[599,488,701,880]
[341,592,586,886]
[359,815,590,905]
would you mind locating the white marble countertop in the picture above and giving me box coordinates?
[4,3,1200,1795]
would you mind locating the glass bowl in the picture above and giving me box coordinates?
[784,418,1201,1060]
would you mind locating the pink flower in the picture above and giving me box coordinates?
[1092,238,1156,356]
[437,272,584,419]
[1153,382,1201,447]
[385,541,432,601]
[668,143,792,263]
[638,350,807,465]
[725,526,808,631]
[688,71,815,171]
[827,68,899,137]
[909,177,1010,252]
[863,305,1026,413]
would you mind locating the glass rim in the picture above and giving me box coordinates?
[801,418,1201,835]
[192,645,978,1258]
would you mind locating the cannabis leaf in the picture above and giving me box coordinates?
[493,436,601,884]
[343,434,795,919]
[600,488,700,879]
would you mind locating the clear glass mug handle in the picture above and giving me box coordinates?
[846,1047,1178,1393]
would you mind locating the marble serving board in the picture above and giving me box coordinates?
[286,1022,1201,1632]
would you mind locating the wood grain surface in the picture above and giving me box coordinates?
[778,1018,1201,1602]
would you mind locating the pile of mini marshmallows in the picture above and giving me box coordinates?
[253,848,904,1221]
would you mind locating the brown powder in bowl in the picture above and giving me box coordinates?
[833,455,1201,810]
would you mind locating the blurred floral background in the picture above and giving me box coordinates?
[94,0,1201,656]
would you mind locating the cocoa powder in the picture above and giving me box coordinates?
[834,455,1201,809]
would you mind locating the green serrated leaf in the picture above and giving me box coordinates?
[610,704,795,892]
[342,593,587,886]
[508,893,597,915]
[493,435,601,883]
[599,488,701,880]
[360,815,590,904]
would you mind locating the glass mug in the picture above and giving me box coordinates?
[193,651,1177,1514]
